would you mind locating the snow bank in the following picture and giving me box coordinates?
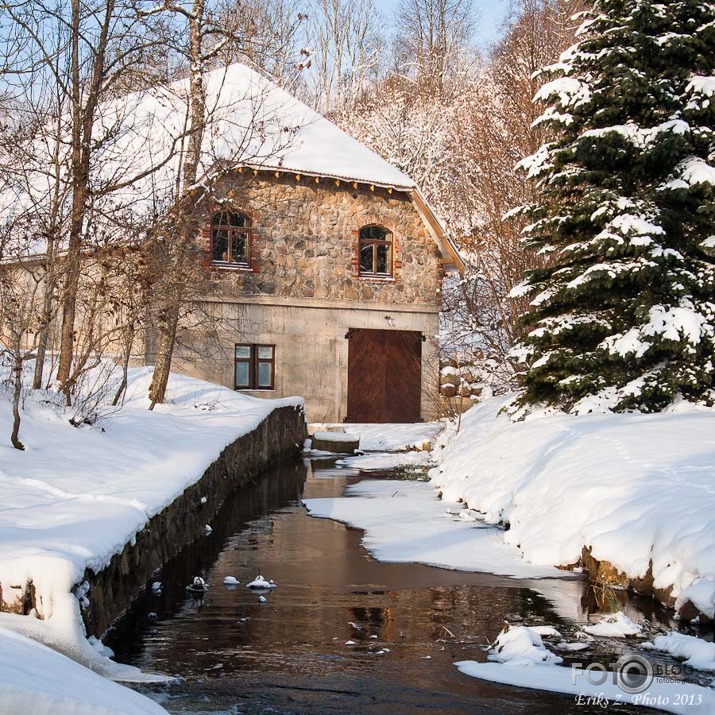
[455,659,715,715]
[429,398,715,615]
[0,627,168,715]
[583,611,643,638]
[304,479,566,578]
[0,602,168,683]
[675,580,715,620]
[0,367,301,618]
[0,366,301,685]
[645,632,715,672]
[488,625,563,666]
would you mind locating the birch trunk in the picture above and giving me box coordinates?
[11,356,25,451]
[56,0,115,406]
[147,0,206,407]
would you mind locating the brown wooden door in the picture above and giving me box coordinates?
[346,329,422,423]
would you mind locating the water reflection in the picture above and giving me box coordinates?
[107,458,665,715]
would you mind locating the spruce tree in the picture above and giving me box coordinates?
[510,0,715,414]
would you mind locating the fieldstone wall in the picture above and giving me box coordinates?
[196,171,444,306]
[160,171,446,423]
[579,547,712,623]
[71,404,304,637]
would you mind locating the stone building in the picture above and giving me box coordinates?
[152,64,464,424]
[6,62,462,424]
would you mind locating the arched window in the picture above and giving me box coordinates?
[211,210,251,266]
[359,225,392,277]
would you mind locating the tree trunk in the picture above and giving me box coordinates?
[147,0,205,407]
[32,278,53,390]
[34,187,62,392]
[112,325,135,406]
[148,304,180,408]
[11,357,25,451]
[56,0,115,406]
[56,207,84,405]
[56,0,81,404]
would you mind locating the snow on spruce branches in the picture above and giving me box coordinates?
[509,0,715,414]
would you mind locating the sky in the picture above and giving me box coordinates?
[376,0,512,51]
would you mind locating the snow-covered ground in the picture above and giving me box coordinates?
[429,397,715,620]
[0,627,168,715]
[0,366,302,713]
[5,375,715,713]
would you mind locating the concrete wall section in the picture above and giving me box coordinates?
[174,296,441,424]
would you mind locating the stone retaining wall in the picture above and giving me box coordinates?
[82,403,306,637]
[0,404,306,635]
[81,403,306,636]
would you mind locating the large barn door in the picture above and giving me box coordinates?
[346,329,422,423]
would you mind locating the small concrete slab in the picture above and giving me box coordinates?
[311,431,360,454]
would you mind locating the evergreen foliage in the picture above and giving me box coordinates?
[510,0,715,414]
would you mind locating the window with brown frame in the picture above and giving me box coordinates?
[211,210,251,266]
[234,344,275,390]
[358,224,393,277]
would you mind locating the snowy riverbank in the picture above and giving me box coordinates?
[0,367,302,712]
[429,397,715,621]
[303,406,715,713]
[0,627,169,715]
[305,478,567,579]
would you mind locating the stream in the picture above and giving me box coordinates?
[105,456,682,714]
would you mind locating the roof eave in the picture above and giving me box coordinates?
[230,163,465,275]
[236,162,416,193]
[409,190,465,276]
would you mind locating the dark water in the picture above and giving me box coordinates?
[106,458,675,715]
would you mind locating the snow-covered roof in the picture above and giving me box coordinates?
[0,62,463,271]
[205,64,418,189]
[104,62,419,202]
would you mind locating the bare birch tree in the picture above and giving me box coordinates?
[211,0,309,89]
[140,0,213,407]
[394,0,476,88]
[304,0,384,114]
[0,0,170,405]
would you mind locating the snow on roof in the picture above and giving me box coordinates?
[0,63,465,270]
[91,62,417,209]
[91,62,416,211]
[205,64,418,189]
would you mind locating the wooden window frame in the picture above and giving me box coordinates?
[358,224,393,277]
[211,210,252,268]
[234,344,275,390]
